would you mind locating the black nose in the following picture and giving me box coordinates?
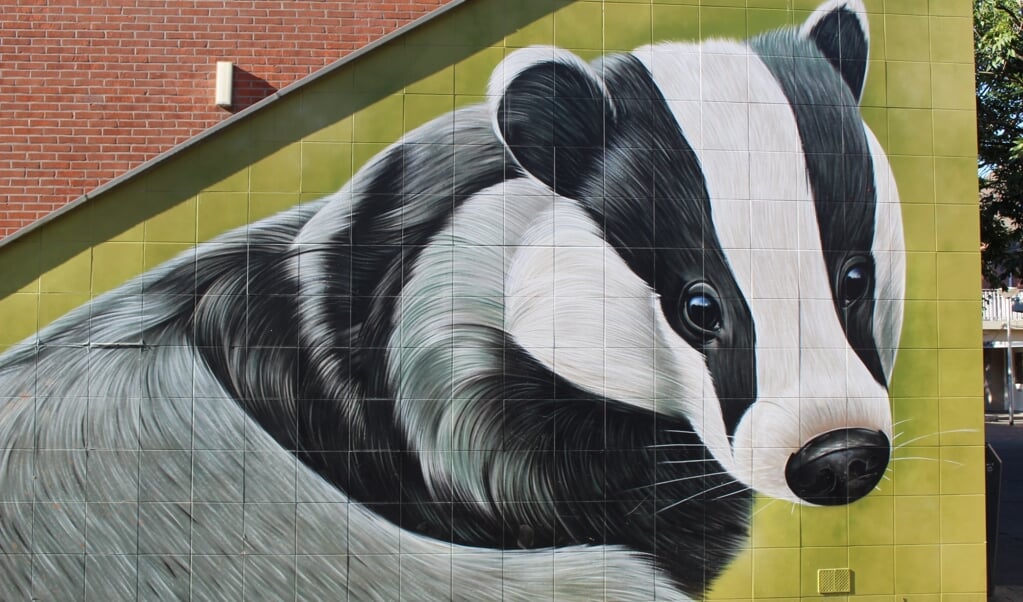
[785,428,890,506]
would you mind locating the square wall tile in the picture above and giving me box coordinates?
[250,144,302,193]
[894,544,940,593]
[939,445,985,495]
[935,205,981,252]
[554,2,603,50]
[196,192,248,241]
[940,494,986,544]
[931,62,977,110]
[933,109,978,157]
[887,61,932,108]
[92,242,144,295]
[301,143,353,195]
[940,544,987,592]
[753,547,801,598]
[605,3,653,50]
[885,14,930,62]
[144,195,197,244]
[892,446,940,496]
[934,157,979,204]
[352,95,406,144]
[895,495,940,545]
[38,245,92,295]
[849,545,895,595]
[938,397,985,446]
[505,7,555,48]
[936,253,981,301]
[652,4,701,43]
[938,348,983,398]
[929,16,974,63]
[937,300,983,348]
[800,506,848,547]
[888,109,933,156]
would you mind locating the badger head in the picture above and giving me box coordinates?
[487,0,903,507]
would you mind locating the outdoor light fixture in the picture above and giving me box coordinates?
[215,61,233,108]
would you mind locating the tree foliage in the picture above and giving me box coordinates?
[977,0,1023,285]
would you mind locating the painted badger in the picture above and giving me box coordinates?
[0,0,903,599]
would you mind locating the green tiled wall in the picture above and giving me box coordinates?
[0,0,983,599]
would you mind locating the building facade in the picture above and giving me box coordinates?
[0,0,987,599]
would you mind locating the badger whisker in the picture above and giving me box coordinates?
[658,458,712,465]
[621,470,734,493]
[624,492,653,517]
[656,480,738,515]
[712,485,751,501]
[894,428,978,449]
[750,499,780,519]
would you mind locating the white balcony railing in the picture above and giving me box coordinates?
[982,289,1023,322]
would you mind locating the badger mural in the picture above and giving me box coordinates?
[0,0,904,599]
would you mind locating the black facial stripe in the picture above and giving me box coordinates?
[751,33,886,387]
[586,54,757,438]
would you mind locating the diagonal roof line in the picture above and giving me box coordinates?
[0,0,469,251]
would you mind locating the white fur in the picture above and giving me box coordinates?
[866,126,906,381]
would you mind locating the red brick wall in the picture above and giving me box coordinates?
[0,0,448,238]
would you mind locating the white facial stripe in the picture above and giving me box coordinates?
[639,43,892,502]
[504,198,713,418]
[866,125,905,380]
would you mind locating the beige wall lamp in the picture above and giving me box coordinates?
[215,61,233,108]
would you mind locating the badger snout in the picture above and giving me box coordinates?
[784,428,890,506]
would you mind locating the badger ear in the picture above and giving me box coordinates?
[488,47,614,197]
[800,0,870,102]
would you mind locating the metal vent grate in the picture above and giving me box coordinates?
[817,568,853,594]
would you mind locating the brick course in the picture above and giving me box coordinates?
[0,0,447,238]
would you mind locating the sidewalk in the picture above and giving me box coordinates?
[986,422,1023,599]
[990,585,1023,601]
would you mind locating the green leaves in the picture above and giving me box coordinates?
[976,0,1023,284]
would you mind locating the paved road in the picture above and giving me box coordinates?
[986,422,1023,600]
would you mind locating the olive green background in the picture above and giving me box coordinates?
[0,0,983,599]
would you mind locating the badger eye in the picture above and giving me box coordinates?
[839,257,872,308]
[680,282,723,340]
